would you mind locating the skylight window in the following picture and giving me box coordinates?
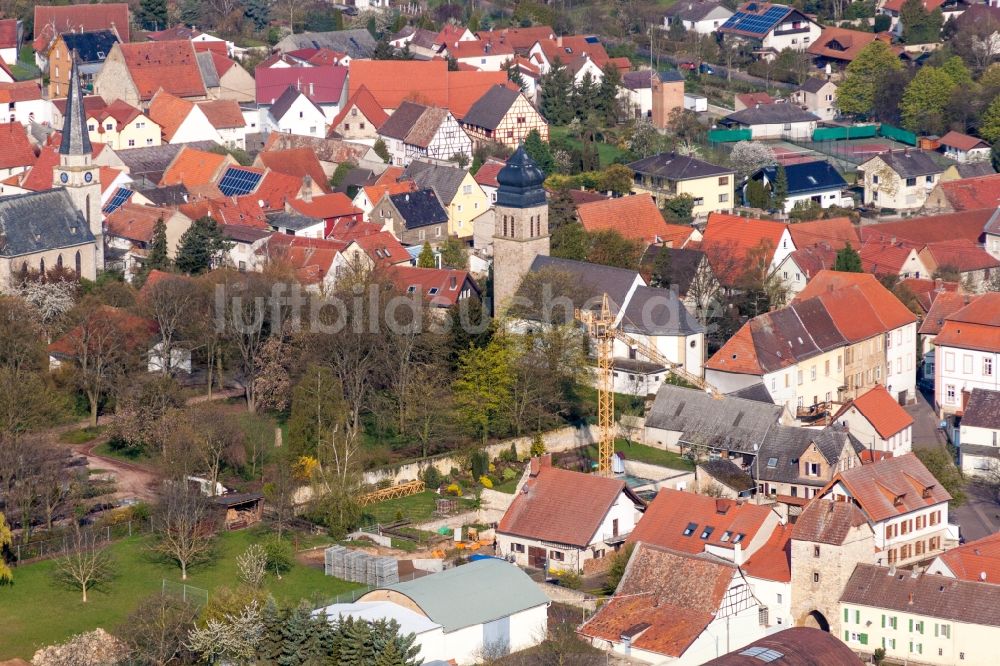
[700,526,715,540]
[767,457,778,468]
[428,288,439,295]
[733,533,745,543]
[721,531,732,542]
[406,285,417,293]
[741,647,785,663]
[683,522,698,537]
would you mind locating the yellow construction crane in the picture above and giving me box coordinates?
[578,293,712,475]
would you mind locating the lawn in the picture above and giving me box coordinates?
[57,426,105,446]
[549,125,626,168]
[582,440,695,472]
[361,490,474,524]
[0,528,361,660]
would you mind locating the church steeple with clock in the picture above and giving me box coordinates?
[53,54,103,268]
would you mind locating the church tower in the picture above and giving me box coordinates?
[492,146,549,314]
[53,54,103,270]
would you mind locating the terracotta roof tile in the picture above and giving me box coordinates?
[741,523,791,582]
[256,148,329,194]
[860,210,993,246]
[473,160,504,187]
[178,195,269,228]
[385,265,480,306]
[497,461,636,547]
[701,213,787,285]
[934,292,1000,352]
[923,238,1000,273]
[822,452,951,523]
[119,40,205,101]
[882,0,943,11]
[328,84,390,134]
[447,71,515,119]
[288,192,361,222]
[795,270,917,332]
[263,234,346,285]
[348,60,449,108]
[253,170,303,211]
[859,239,919,275]
[160,146,230,188]
[34,4,129,51]
[476,26,556,50]
[0,124,36,171]
[806,26,885,62]
[737,91,774,107]
[105,202,176,243]
[787,217,858,250]
[0,81,42,104]
[576,195,692,246]
[197,99,245,130]
[147,89,194,142]
[47,306,153,358]
[839,384,913,439]
[0,19,16,49]
[626,488,774,555]
[902,277,959,314]
[935,174,1000,211]
[939,131,989,152]
[349,230,411,266]
[705,322,760,374]
[791,498,869,545]
[254,65,348,105]
[919,291,977,336]
[934,531,1000,583]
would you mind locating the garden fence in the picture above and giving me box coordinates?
[162,579,210,607]
[13,519,152,565]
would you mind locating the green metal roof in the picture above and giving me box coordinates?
[381,559,549,633]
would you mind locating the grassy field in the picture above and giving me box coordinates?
[549,125,626,167]
[582,440,695,472]
[0,528,361,660]
[360,490,474,524]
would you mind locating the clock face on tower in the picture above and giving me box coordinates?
[59,172,68,184]
[84,172,93,183]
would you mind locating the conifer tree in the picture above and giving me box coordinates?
[417,241,436,268]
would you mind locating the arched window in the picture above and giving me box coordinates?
[75,251,81,277]
[85,195,91,225]
[39,257,45,274]
[56,254,63,270]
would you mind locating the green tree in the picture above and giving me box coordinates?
[0,512,12,585]
[771,165,788,210]
[454,336,515,444]
[745,179,770,209]
[372,36,395,60]
[834,242,863,272]
[373,138,391,163]
[572,71,599,121]
[540,59,574,125]
[597,164,634,195]
[650,247,673,288]
[143,218,169,275]
[941,55,973,87]
[329,161,357,188]
[244,0,270,31]
[586,229,643,269]
[900,0,943,44]
[523,129,554,175]
[178,0,202,26]
[551,222,590,261]
[914,447,965,505]
[174,217,231,275]
[417,241,436,268]
[137,0,167,30]
[287,364,347,457]
[837,40,903,116]
[505,59,527,92]
[901,66,956,133]
[604,543,634,594]
[597,62,623,124]
[439,236,467,269]
[982,97,1000,144]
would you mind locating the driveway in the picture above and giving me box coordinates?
[906,388,947,452]
[951,482,1000,543]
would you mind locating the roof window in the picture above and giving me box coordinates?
[683,522,698,536]
[700,526,715,539]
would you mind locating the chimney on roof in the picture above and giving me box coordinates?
[301,175,313,203]
[734,542,743,566]
[557,35,563,47]
[449,275,457,289]
[908,592,914,605]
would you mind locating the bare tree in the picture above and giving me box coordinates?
[187,405,246,497]
[236,544,267,587]
[263,448,297,539]
[118,593,199,666]
[53,528,115,602]
[151,483,218,580]
[0,295,47,375]
[111,374,186,457]
[143,274,198,376]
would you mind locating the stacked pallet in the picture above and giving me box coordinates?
[323,546,399,586]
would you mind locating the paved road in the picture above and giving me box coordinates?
[907,388,947,452]
[630,47,798,91]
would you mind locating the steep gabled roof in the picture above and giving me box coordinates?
[268,86,324,123]
[619,285,704,336]
[254,65,348,105]
[256,148,329,194]
[741,523,792,582]
[902,277,959,315]
[147,89,195,143]
[938,130,990,152]
[806,26,885,62]
[460,84,520,131]
[794,270,917,331]
[787,217,858,250]
[160,146,231,188]
[923,238,1000,273]
[700,213,787,285]
[823,453,951,522]
[328,84,389,133]
[934,174,1000,211]
[59,30,119,64]
[105,202,179,243]
[934,293,1000,353]
[34,3,129,51]
[835,384,913,439]
[402,160,468,206]
[386,265,480,306]
[628,152,733,181]
[934,530,1000,582]
[861,209,994,246]
[0,123,36,171]
[792,498,870,545]
[0,189,95,257]
[388,188,448,228]
[866,149,943,178]
[118,40,206,101]
[576,195,687,246]
[197,99,245,131]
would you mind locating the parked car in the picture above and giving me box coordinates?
[679,61,697,71]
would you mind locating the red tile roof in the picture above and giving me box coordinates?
[147,89,194,142]
[701,213,787,285]
[923,238,1000,273]
[473,160,504,188]
[347,60,508,116]
[385,265,480,307]
[860,210,993,246]
[445,70,512,119]
[0,19,17,49]
[838,384,914,439]
[741,523,791,582]
[938,131,989,153]
[497,460,635,547]
[579,543,735,658]
[93,99,143,132]
[918,291,973,336]
[626,488,774,555]
[882,0,944,12]
[288,192,361,223]
[256,148,329,194]
[119,40,206,101]
[0,81,42,104]
[328,84,390,134]
[160,147,230,188]
[791,498,870,545]
[787,217,859,250]
[786,243,837,279]
[178,195,269,228]
[105,202,177,243]
[795,270,917,332]
[263,234,347,285]
[349,230,411,266]
[208,51,238,76]
[253,170,303,211]
[705,323,760,374]
[934,293,1000,353]
[822,452,951,523]
[533,35,610,69]
[197,99,245,130]
[254,65,348,105]
[901,277,959,314]
[34,4,129,51]
[859,239,920,276]
[361,179,418,212]
[476,26,556,51]
[933,531,1000,583]
[326,218,383,243]
[806,26,887,62]
[14,145,59,191]
[934,174,1000,211]
[448,39,514,59]
[0,123,36,171]
[576,195,692,246]
[737,92,774,107]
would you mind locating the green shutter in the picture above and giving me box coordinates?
[918,643,923,654]
[935,624,939,637]
[881,614,886,628]
[844,608,849,623]
[909,619,913,632]
[918,621,924,635]
[882,637,886,649]
[860,634,868,646]
[845,630,850,642]
[855,610,860,624]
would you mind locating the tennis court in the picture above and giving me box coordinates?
[782,136,915,171]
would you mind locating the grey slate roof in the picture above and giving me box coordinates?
[664,0,732,21]
[699,458,755,493]
[60,30,118,64]
[872,150,943,177]
[628,152,733,181]
[378,101,428,141]
[196,51,220,89]
[622,70,654,90]
[274,29,376,59]
[620,285,704,336]
[267,211,322,231]
[955,161,995,178]
[390,188,448,229]
[378,559,548,633]
[269,86,323,122]
[640,245,707,297]
[522,255,641,315]
[138,184,189,207]
[60,58,91,157]
[115,141,218,186]
[724,104,820,125]
[645,384,783,453]
[0,189,95,257]
[798,77,831,94]
[841,564,1000,627]
[726,382,774,404]
[755,425,857,485]
[403,160,467,206]
[334,168,376,193]
[962,388,1000,430]
[461,84,519,129]
[658,69,685,83]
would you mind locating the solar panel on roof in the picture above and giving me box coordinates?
[102,187,134,214]
[218,168,263,197]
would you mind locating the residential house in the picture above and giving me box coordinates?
[328,559,547,666]
[806,27,892,70]
[789,77,838,122]
[273,29,377,59]
[740,524,794,629]
[33,3,129,70]
[473,159,503,203]
[197,51,255,103]
[147,90,221,145]
[459,84,548,148]
[921,239,1000,291]
[0,123,36,179]
[333,230,411,279]
[924,174,1000,213]
[402,160,488,238]
[628,152,735,217]
[747,160,849,213]
[902,277,960,318]
[754,425,863,501]
[263,86,328,138]
[719,2,823,54]
[48,30,119,98]
[446,39,516,71]
[839,564,1000,664]
[87,99,159,150]
[104,202,192,281]
[475,26,556,55]
[720,104,820,140]
[858,150,945,211]
[643,383,784,456]
[327,85,388,141]
[578,542,765,664]
[374,188,450,245]
[919,291,971,376]
[818,453,954,566]
[734,92,774,112]
[834,384,914,455]
[385,265,480,307]
[861,209,995,250]
[704,627,861,664]
[351,167,417,219]
[47,306,153,370]
[938,131,991,163]
[495,455,644,572]
[663,0,735,34]
[860,238,934,280]
[109,140,216,188]
[146,25,236,58]
[0,19,21,66]
[198,99,247,150]
[774,216,860,296]
[699,213,792,288]
[260,234,345,291]
[926,530,1000,581]
[526,35,613,82]
[222,224,271,272]
[576,194,693,246]
[0,81,50,127]
[626,487,780,563]
[287,191,363,237]
[254,66,348,124]
[377,101,472,167]
[695,458,756,498]
[346,59,507,116]
[620,70,657,120]
[261,133,383,177]
[934,293,1000,417]
[640,245,718,314]
[957,389,1000,478]
[789,499,874,637]
[93,40,207,108]
[254,148,331,194]
[159,146,234,189]
[388,27,444,58]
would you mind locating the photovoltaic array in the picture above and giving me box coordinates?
[721,5,789,35]
[101,187,134,214]
[218,168,263,197]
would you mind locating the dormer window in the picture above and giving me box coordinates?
[893,494,905,506]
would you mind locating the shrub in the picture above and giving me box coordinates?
[479,476,493,489]
[421,466,442,489]
[471,450,489,479]
[263,536,294,575]
[449,467,460,480]
[556,571,582,589]
[488,462,496,473]
[499,443,518,463]
[530,433,546,457]
[502,467,517,481]
[446,483,462,496]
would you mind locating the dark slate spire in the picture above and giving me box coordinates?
[496,145,546,209]
[59,53,92,157]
